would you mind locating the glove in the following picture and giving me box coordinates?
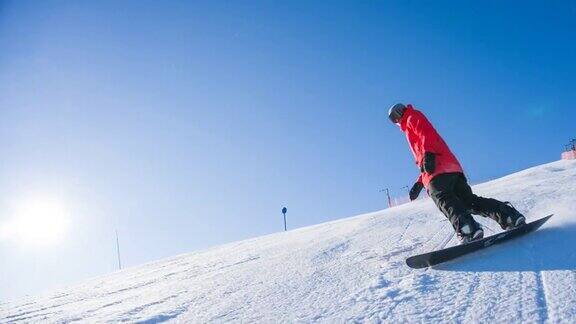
[422,152,436,174]
[409,182,424,201]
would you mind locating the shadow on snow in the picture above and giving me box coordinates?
[434,222,576,272]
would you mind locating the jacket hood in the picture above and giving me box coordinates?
[399,104,415,132]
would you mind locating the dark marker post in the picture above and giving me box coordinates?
[282,207,287,231]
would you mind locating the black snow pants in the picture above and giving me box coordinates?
[428,172,510,232]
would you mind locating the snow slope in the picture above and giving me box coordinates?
[2,160,576,323]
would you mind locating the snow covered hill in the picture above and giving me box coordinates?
[2,160,576,323]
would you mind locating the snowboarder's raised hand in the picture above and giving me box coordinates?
[409,182,424,201]
[422,152,436,174]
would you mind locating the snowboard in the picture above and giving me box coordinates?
[406,214,553,269]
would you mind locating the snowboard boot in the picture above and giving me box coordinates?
[454,216,484,244]
[499,202,526,230]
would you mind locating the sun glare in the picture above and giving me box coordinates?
[0,196,71,247]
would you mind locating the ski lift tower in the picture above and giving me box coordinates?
[379,188,392,208]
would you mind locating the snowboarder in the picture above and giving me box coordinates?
[388,103,526,243]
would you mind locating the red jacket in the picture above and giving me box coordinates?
[399,105,464,188]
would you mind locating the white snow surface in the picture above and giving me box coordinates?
[2,160,576,323]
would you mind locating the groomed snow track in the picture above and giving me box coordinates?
[2,160,576,323]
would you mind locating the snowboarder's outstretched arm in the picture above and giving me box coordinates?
[409,174,424,201]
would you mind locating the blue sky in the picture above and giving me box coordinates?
[0,1,575,299]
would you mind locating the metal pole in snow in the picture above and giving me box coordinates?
[116,230,122,270]
[282,207,287,231]
[379,188,392,208]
